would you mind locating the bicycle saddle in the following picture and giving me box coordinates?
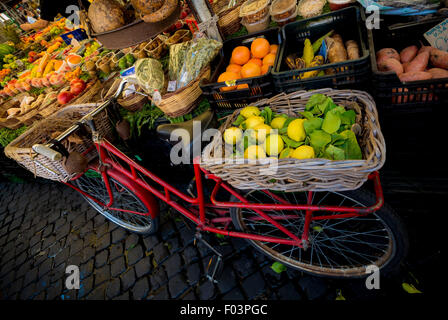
[156,109,217,144]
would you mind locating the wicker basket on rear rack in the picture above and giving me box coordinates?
[4,103,113,182]
[201,89,386,192]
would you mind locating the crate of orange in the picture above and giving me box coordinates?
[200,28,281,110]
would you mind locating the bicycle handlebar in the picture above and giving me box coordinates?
[32,78,129,158]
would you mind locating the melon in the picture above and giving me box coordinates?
[88,0,126,34]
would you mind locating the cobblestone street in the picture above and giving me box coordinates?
[0,169,443,300]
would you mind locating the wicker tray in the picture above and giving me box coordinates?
[201,89,386,192]
[4,103,112,182]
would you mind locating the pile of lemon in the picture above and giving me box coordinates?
[223,106,316,160]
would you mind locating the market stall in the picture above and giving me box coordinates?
[0,0,447,277]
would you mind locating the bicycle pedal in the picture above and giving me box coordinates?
[205,254,224,284]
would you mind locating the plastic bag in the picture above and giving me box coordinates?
[168,41,191,81]
[135,58,165,96]
[357,0,439,16]
[176,38,222,90]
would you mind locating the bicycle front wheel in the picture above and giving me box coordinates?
[74,173,159,235]
[230,189,408,278]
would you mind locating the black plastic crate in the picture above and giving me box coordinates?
[273,7,370,93]
[368,16,448,112]
[200,28,281,110]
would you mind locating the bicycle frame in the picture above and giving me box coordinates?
[65,137,385,249]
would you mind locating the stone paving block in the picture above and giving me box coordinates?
[20,282,37,300]
[232,253,256,279]
[182,245,199,265]
[120,268,136,292]
[95,222,110,238]
[168,273,189,299]
[106,278,121,300]
[277,282,303,300]
[94,265,111,288]
[198,280,216,300]
[125,233,139,250]
[53,247,69,268]
[111,228,127,244]
[80,259,94,280]
[153,242,169,264]
[95,249,109,269]
[182,290,196,300]
[132,277,150,300]
[111,257,126,278]
[242,272,267,300]
[95,233,111,252]
[79,221,93,238]
[134,256,152,278]
[78,275,94,299]
[127,245,144,266]
[142,234,160,252]
[81,246,96,264]
[159,221,175,241]
[113,291,130,300]
[217,265,237,294]
[165,237,182,254]
[86,283,106,300]
[298,276,328,301]
[186,262,201,286]
[149,268,167,291]
[109,243,124,262]
[23,267,38,287]
[164,253,182,278]
[38,258,53,278]
[222,287,245,300]
[148,286,169,300]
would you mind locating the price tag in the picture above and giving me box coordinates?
[167,81,177,92]
[424,18,448,52]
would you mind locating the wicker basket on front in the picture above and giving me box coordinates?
[158,66,211,118]
[4,103,113,182]
[201,89,386,192]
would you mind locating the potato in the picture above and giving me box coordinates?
[376,48,400,64]
[378,58,403,75]
[430,48,448,69]
[399,71,432,82]
[392,88,408,104]
[404,51,429,72]
[427,68,448,79]
[400,45,418,63]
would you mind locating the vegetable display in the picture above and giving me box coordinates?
[225,93,362,160]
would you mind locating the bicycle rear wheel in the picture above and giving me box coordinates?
[74,173,159,235]
[230,189,408,278]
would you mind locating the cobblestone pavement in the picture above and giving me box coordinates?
[0,171,442,300]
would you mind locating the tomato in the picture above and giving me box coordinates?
[70,78,85,87]
[57,91,74,105]
[70,82,85,96]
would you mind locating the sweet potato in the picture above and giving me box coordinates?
[418,46,433,54]
[378,58,403,75]
[392,88,409,104]
[400,45,418,63]
[430,48,448,69]
[404,51,429,72]
[399,71,432,82]
[376,48,400,64]
[427,68,448,79]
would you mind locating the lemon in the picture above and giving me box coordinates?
[264,134,284,157]
[223,127,243,145]
[279,147,292,159]
[291,145,315,160]
[244,116,265,129]
[271,117,287,129]
[244,145,267,159]
[287,119,306,142]
[240,106,260,118]
[253,124,272,143]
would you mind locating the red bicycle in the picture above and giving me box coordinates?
[33,80,409,279]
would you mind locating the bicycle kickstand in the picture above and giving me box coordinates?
[194,231,224,284]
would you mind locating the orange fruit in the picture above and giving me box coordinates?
[241,62,261,78]
[231,46,250,65]
[218,71,240,92]
[270,44,278,55]
[226,64,242,75]
[263,53,276,67]
[261,64,270,75]
[247,58,263,67]
[251,38,270,59]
